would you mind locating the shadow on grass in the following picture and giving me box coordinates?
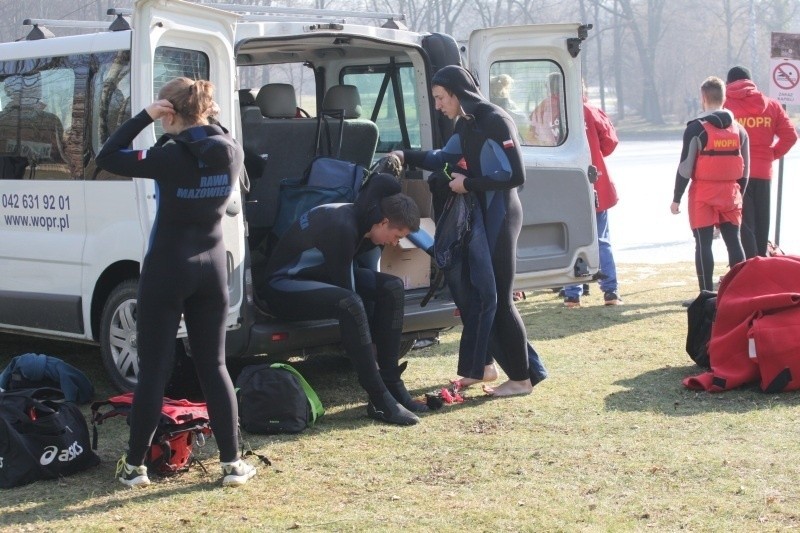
[275,356,495,425]
[604,364,800,416]
[515,293,688,341]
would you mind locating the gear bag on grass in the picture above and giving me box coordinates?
[0,388,100,488]
[236,363,324,434]
[90,393,212,476]
[685,290,717,369]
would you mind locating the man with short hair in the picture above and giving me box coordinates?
[262,173,427,426]
[671,76,750,292]
[724,66,797,258]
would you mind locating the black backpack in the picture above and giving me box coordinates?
[236,363,324,434]
[0,388,100,488]
[685,290,717,369]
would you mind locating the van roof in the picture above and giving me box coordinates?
[0,30,130,60]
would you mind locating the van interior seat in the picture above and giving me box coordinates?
[242,83,317,233]
[320,84,379,169]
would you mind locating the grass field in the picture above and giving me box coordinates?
[2,262,800,532]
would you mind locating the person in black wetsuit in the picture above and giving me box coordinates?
[95,77,255,488]
[392,65,547,397]
[262,173,427,425]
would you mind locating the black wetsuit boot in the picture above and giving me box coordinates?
[381,361,429,412]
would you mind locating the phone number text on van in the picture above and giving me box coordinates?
[2,193,72,232]
[2,193,71,211]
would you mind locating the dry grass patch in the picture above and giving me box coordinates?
[2,263,800,531]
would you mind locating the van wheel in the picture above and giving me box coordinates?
[100,279,139,392]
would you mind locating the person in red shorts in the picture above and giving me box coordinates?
[671,76,750,292]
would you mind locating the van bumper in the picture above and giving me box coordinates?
[232,293,458,358]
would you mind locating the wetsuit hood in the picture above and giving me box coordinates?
[431,65,488,116]
[354,172,401,235]
[169,124,240,168]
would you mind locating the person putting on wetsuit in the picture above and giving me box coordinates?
[96,77,255,488]
[262,173,427,425]
[392,65,548,397]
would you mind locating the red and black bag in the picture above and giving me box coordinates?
[90,393,212,475]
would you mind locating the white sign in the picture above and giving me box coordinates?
[770,32,800,105]
[769,58,800,105]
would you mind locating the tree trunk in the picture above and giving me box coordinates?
[617,0,665,124]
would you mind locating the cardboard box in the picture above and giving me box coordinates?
[401,178,432,218]
[380,218,435,289]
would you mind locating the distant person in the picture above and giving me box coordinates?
[529,72,564,146]
[724,66,798,257]
[96,77,256,488]
[671,76,749,292]
[263,173,427,426]
[0,74,66,179]
[563,85,622,308]
[489,74,519,112]
[490,74,528,141]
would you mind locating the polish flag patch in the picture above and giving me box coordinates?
[137,150,148,160]
[502,139,514,149]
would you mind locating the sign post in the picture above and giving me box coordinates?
[768,32,800,247]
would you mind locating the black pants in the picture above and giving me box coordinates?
[128,246,239,465]
[265,268,403,398]
[741,178,771,258]
[693,223,744,291]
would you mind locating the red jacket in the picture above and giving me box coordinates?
[684,255,800,392]
[584,101,618,212]
[724,80,798,179]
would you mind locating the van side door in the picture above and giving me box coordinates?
[132,0,244,329]
[469,24,599,289]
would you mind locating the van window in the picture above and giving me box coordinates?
[0,51,136,181]
[343,64,422,152]
[488,60,566,147]
[0,65,75,180]
[237,62,317,114]
[152,47,210,137]
[90,51,132,181]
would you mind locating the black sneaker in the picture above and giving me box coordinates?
[603,291,622,306]
[564,296,581,308]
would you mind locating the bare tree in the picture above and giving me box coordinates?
[614,0,669,124]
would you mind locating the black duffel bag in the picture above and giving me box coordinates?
[685,290,717,369]
[0,388,100,488]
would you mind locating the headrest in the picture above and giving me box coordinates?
[256,83,297,118]
[239,89,256,107]
[322,85,362,119]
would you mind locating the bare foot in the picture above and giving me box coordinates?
[451,364,498,388]
[482,379,533,397]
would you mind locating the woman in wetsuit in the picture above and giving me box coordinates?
[262,174,427,425]
[96,78,255,487]
[392,65,547,397]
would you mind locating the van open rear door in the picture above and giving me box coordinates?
[132,0,245,329]
[468,24,599,289]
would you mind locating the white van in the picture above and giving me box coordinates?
[0,0,598,391]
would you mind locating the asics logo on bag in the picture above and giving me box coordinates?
[39,441,84,466]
